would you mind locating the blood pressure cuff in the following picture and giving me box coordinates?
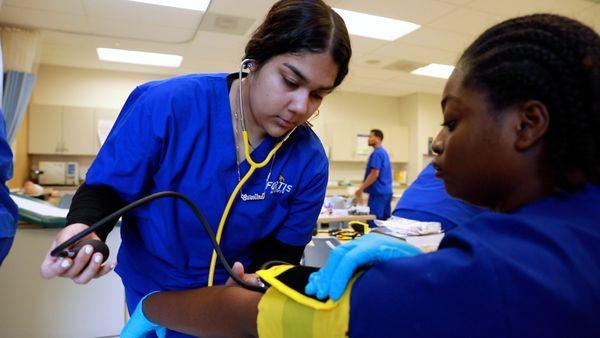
[256,264,360,338]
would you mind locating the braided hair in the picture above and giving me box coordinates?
[457,14,599,191]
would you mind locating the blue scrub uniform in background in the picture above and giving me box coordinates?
[363,146,392,225]
[393,163,484,231]
[0,111,18,266]
[349,184,600,338]
[86,73,328,337]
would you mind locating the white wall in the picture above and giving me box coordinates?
[30,65,444,184]
[394,93,443,182]
[313,90,410,181]
[31,65,169,108]
[396,94,420,182]
[31,65,420,182]
[417,92,444,170]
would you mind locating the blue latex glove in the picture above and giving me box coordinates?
[305,233,423,301]
[121,291,167,338]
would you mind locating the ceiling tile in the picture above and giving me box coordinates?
[187,31,247,62]
[334,0,457,25]
[427,7,501,35]
[5,0,84,15]
[348,64,402,81]
[207,0,277,18]
[368,42,455,64]
[348,35,390,58]
[87,17,196,43]
[467,0,593,18]
[437,0,474,5]
[397,26,474,54]
[0,5,89,31]
[84,0,205,30]
[572,4,600,33]
[336,76,383,93]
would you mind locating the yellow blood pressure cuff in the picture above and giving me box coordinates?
[256,264,360,338]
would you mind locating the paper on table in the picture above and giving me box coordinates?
[373,216,442,238]
[10,195,68,218]
[97,119,115,146]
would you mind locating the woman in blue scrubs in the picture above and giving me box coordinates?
[40,0,350,332]
[0,110,18,265]
[121,13,599,338]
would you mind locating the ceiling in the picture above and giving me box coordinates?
[0,0,598,98]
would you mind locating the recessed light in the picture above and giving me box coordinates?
[97,48,183,68]
[333,8,420,41]
[410,63,455,79]
[128,0,210,11]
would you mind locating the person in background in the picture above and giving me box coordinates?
[355,129,392,226]
[40,1,350,337]
[0,109,18,266]
[392,162,485,231]
[120,13,599,338]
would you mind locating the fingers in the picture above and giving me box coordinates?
[318,241,357,279]
[305,243,357,299]
[226,262,245,286]
[328,249,369,301]
[225,262,262,287]
[156,327,167,338]
[304,272,321,295]
[41,223,100,279]
[62,244,95,279]
[72,252,116,284]
[41,256,73,279]
[40,223,112,284]
[241,273,262,286]
[40,238,63,279]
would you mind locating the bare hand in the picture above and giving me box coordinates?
[354,189,364,205]
[225,262,262,287]
[40,223,116,284]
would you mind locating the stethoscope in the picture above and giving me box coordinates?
[206,59,297,286]
[51,59,299,292]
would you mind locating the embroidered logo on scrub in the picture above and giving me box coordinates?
[267,175,293,195]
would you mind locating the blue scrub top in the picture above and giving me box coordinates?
[0,111,17,239]
[349,184,600,338]
[363,146,392,195]
[86,73,329,292]
[393,163,484,230]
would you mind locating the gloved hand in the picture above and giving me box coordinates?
[121,291,167,338]
[305,233,422,301]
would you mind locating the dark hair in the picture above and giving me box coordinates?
[244,0,351,88]
[457,14,600,191]
[371,129,384,140]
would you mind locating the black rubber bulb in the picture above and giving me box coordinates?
[59,239,110,263]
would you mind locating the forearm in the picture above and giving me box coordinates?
[145,286,262,338]
[66,183,126,241]
[359,170,379,191]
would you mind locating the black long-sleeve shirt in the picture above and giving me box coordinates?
[66,182,305,272]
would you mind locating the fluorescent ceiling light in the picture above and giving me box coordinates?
[97,48,183,68]
[333,8,420,41]
[411,63,455,79]
[128,0,210,11]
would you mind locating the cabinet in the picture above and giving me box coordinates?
[326,123,409,163]
[28,105,119,155]
[29,104,95,155]
[0,228,126,337]
[93,108,119,152]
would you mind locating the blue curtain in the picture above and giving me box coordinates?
[1,71,36,143]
